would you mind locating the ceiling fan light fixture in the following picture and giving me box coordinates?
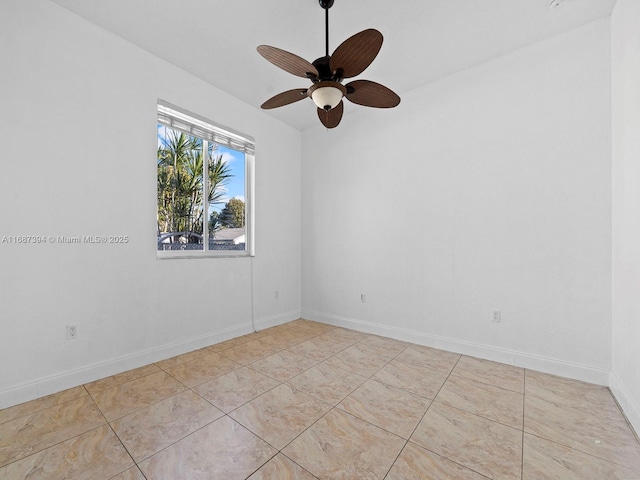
[308,81,346,110]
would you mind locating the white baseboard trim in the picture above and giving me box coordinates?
[302,310,610,386]
[609,371,640,438]
[253,309,302,332]
[0,310,301,410]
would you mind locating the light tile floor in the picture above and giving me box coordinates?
[1,319,640,479]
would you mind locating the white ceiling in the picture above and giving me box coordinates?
[49,0,616,131]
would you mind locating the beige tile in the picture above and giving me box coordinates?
[194,366,280,413]
[274,319,301,326]
[139,416,277,480]
[396,345,460,374]
[283,408,405,480]
[259,322,299,335]
[305,320,334,330]
[318,327,368,344]
[111,466,147,480]
[268,329,318,349]
[247,453,318,480]
[293,320,335,335]
[238,330,271,343]
[286,362,367,405]
[253,334,284,348]
[91,371,185,421]
[208,336,251,352]
[452,356,524,393]
[0,424,133,480]
[387,441,488,480]
[229,383,330,449]
[412,402,522,480]
[110,390,223,462]
[324,342,391,377]
[0,386,87,425]
[0,395,105,467]
[84,364,161,395]
[525,370,621,415]
[7,330,640,480]
[436,374,523,429]
[373,358,450,399]
[338,379,431,439]
[154,347,211,370]
[250,350,319,382]
[286,319,309,328]
[524,395,640,472]
[523,433,640,480]
[287,335,354,361]
[358,334,410,358]
[163,351,240,387]
[222,337,282,365]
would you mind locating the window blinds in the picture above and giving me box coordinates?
[157,101,255,155]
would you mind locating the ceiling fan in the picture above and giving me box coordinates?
[257,0,400,129]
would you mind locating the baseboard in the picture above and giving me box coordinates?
[253,309,302,332]
[609,371,640,439]
[302,310,610,386]
[0,310,300,410]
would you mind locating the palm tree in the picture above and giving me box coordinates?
[157,128,232,240]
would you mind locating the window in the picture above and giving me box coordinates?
[157,101,254,257]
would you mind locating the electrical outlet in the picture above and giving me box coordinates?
[360,293,366,303]
[492,310,501,323]
[66,325,78,340]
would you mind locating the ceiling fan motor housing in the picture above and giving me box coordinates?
[311,55,341,82]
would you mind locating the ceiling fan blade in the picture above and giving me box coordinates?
[317,101,344,129]
[257,45,318,79]
[345,80,400,108]
[330,29,383,79]
[261,89,308,109]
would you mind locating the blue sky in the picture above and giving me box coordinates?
[213,145,245,213]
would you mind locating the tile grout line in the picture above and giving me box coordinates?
[126,332,443,478]
[379,353,487,480]
[0,387,89,427]
[523,429,640,474]
[175,330,340,476]
[0,324,373,474]
[0,423,108,472]
[84,365,163,397]
[0,389,110,470]
[526,366,640,471]
[246,338,411,477]
[5,321,639,478]
[383,352,497,480]
[86,384,143,478]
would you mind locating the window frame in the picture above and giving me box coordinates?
[156,101,255,259]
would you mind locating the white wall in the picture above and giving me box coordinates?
[0,0,302,407]
[302,19,612,384]
[611,0,640,435]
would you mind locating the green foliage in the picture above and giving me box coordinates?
[157,128,232,237]
[219,198,245,228]
[209,211,220,232]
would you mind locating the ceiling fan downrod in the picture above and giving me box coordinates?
[319,0,334,57]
